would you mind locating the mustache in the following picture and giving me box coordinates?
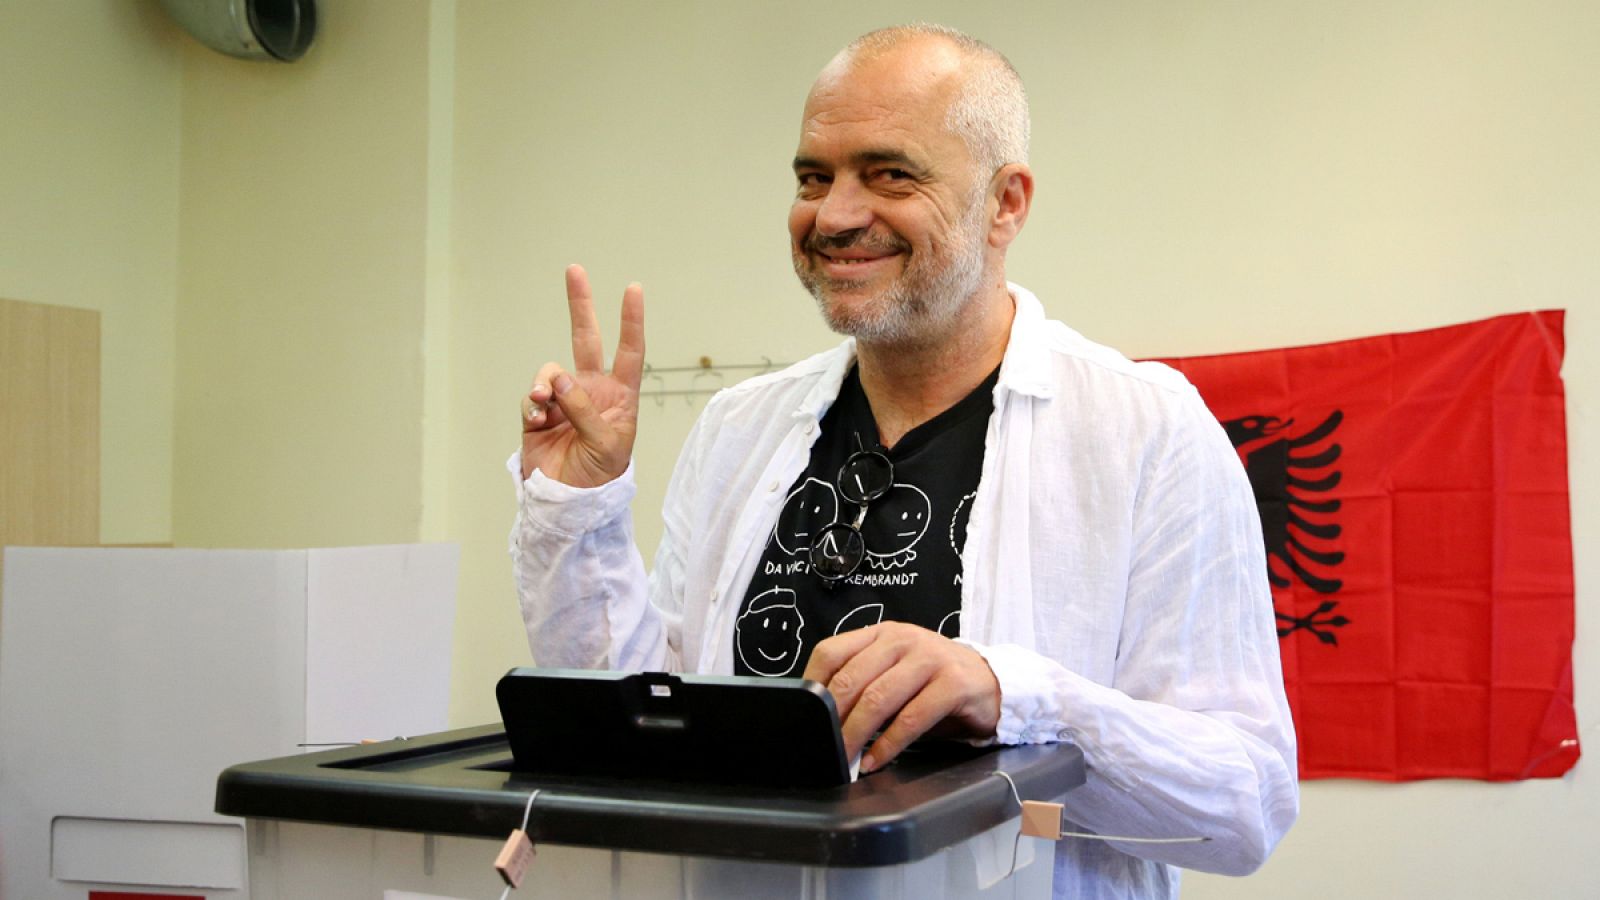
[803,229,911,256]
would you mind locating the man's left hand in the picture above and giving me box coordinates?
[802,622,1001,773]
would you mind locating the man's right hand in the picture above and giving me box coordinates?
[520,264,646,487]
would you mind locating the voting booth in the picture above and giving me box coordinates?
[0,545,459,900]
[216,723,1085,899]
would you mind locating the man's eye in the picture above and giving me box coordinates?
[797,172,830,186]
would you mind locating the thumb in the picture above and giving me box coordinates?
[550,372,610,444]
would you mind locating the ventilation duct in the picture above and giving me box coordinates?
[159,0,317,62]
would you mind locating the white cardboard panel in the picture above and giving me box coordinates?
[305,543,459,745]
[0,545,459,900]
[1,547,308,900]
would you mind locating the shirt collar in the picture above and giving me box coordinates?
[996,283,1057,401]
[793,338,857,421]
[791,281,1057,419]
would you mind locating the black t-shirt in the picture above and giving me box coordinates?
[732,365,998,677]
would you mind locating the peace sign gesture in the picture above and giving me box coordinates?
[520,264,646,488]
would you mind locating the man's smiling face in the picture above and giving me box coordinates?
[788,41,992,347]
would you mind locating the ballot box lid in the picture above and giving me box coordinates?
[216,725,1084,868]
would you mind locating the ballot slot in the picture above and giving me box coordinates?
[320,729,506,772]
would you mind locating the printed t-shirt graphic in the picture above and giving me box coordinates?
[732,366,997,676]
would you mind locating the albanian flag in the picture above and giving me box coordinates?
[1157,311,1578,781]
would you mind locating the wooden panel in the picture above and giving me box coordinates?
[1,297,100,614]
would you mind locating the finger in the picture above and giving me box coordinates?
[860,681,956,773]
[825,633,905,726]
[802,624,880,686]
[837,653,935,761]
[610,282,646,392]
[566,264,606,372]
[529,362,565,402]
[523,363,569,431]
[524,397,570,432]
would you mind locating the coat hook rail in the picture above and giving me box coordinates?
[638,356,795,404]
[641,355,788,375]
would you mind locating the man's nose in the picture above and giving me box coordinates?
[814,179,873,236]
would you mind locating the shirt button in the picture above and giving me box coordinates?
[768,481,780,493]
[1056,728,1074,742]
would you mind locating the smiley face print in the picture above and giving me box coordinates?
[937,610,961,638]
[862,483,931,570]
[735,588,805,676]
[833,603,885,636]
[949,490,976,555]
[772,477,839,556]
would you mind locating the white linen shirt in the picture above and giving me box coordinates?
[509,285,1298,899]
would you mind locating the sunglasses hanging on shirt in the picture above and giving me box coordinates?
[809,433,894,585]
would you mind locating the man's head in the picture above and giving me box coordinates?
[843,25,1030,179]
[789,25,1033,349]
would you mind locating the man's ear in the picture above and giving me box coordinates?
[986,163,1034,250]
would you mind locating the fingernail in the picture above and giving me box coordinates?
[554,374,574,395]
[533,383,548,396]
[860,754,878,774]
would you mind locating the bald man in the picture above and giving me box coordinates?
[511,25,1297,897]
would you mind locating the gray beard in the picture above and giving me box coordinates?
[797,200,989,348]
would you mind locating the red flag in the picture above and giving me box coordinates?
[1157,311,1578,780]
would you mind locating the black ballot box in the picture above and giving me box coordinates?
[216,724,1085,899]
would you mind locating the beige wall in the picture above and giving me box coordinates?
[171,0,438,549]
[0,1,180,544]
[1,1,1594,896]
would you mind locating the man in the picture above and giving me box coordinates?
[511,24,1297,897]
